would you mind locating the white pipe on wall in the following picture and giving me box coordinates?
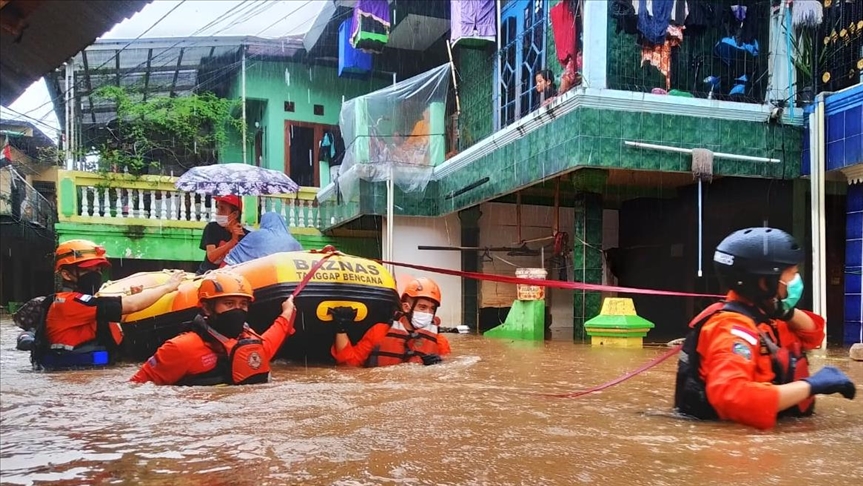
[623,141,781,163]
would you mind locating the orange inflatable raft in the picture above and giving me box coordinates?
[97,251,400,363]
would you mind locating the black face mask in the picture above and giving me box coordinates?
[75,271,104,295]
[209,309,247,338]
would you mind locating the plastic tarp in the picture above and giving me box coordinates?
[223,212,302,266]
[335,63,451,202]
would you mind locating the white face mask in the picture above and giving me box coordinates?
[215,215,230,227]
[411,312,434,329]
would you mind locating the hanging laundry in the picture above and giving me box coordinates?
[685,1,721,36]
[450,0,496,46]
[641,25,685,90]
[671,0,689,25]
[319,131,336,163]
[714,36,759,65]
[610,0,638,35]
[339,18,372,77]
[550,0,578,67]
[350,0,391,54]
[637,0,675,45]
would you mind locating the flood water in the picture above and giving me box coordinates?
[1,318,862,486]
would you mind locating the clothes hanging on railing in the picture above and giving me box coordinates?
[551,0,578,67]
[450,0,496,46]
[641,24,685,91]
[350,0,391,54]
[637,0,675,45]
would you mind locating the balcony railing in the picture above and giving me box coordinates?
[607,1,772,103]
[57,170,320,230]
[0,169,56,228]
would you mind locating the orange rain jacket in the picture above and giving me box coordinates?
[696,291,825,429]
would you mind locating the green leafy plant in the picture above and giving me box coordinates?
[790,27,831,89]
[92,86,246,178]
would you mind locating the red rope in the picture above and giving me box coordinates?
[533,345,683,399]
[379,259,722,299]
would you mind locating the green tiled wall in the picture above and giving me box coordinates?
[322,107,802,232]
[572,192,603,340]
[437,107,803,215]
[456,45,496,151]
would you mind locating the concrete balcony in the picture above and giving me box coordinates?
[55,169,323,262]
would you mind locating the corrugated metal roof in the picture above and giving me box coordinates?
[46,35,305,132]
[0,0,152,106]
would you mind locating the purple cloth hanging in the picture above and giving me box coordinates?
[450,0,496,44]
[350,0,391,44]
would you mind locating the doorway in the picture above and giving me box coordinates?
[254,130,263,167]
[287,124,315,187]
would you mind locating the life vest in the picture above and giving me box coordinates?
[674,301,813,420]
[365,320,440,368]
[30,293,112,371]
[178,326,271,386]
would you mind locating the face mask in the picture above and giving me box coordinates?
[209,309,247,338]
[780,273,804,311]
[75,271,104,295]
[411,312,434,330]
[215,215,230,227]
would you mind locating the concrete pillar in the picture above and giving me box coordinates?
[572,192,604,341]
[459,206,482,329]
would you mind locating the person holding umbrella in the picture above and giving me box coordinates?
[174,163,301,274]
[197,195,249,275]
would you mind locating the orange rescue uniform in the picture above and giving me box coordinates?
[696,292,825,430]
[332,319,451,367]
[131,315,294,385]
[45,292,123,349]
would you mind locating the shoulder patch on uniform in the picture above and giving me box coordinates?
[730,325,758,346]
[732,341,753,361]
[147,356,157,368]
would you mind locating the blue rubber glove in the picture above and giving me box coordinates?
[802,366,856,399]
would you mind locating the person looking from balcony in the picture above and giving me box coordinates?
[31,239,184,370]
[674,227,857,429]
[535,69,558,107]
[332,277,451,367]
[130,272,297,386]
[197,195,249,275]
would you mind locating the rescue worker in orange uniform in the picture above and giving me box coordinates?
[131,272,296,386]
[675,227,856,429]
[332,277,451,367]
[32,239,184,369]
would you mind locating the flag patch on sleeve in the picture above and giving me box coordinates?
[730,326,758,346]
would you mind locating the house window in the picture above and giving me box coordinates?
[497,0,546,130]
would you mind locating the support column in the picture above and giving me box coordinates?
[846,183,863,345]
[459,206,482,330]
[572,192,604,341]
[792,179,810,308]
[581,0,608,89]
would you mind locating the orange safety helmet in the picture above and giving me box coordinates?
[197,272,255,302]
[214,195,243,212]
[54,239,110,271]
[401,277,442,307]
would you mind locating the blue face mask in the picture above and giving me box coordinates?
[780,273,804,311]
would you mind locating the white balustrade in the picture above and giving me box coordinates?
[71,181,318,230]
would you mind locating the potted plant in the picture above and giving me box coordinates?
[790,27,831,106]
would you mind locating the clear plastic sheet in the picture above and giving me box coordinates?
[336,63,451,202]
